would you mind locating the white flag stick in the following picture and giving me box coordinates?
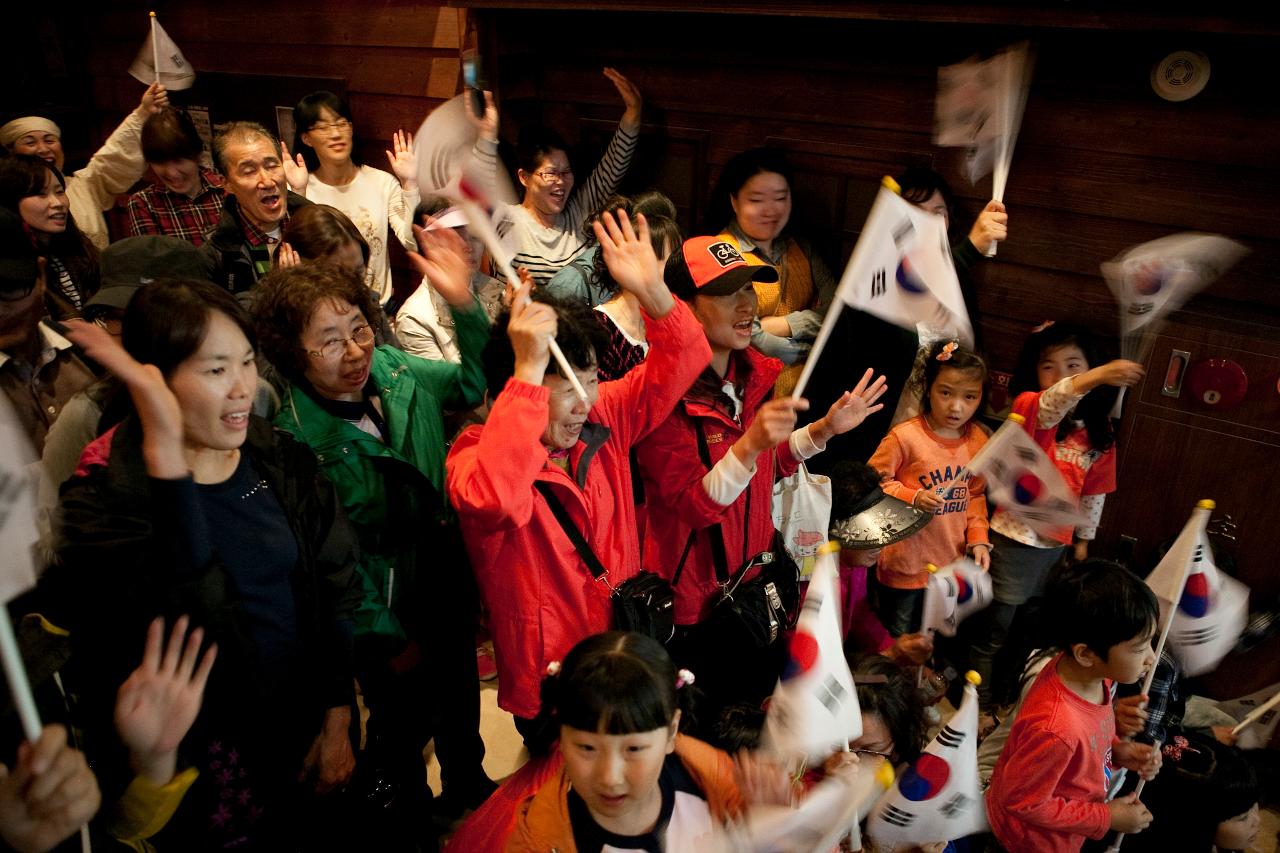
[453,197,588,404]
[1231,688,1280,736]
[149,12,160,86]
[0,606,41,742]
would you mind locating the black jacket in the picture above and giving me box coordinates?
[202,192,311,294]
[41,415,361,821]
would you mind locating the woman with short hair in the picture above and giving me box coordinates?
[126,108,225,245]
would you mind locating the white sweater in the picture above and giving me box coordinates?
[304,165,418,304]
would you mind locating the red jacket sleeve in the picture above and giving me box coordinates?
[446,378,550,530]
[591,299,711,448]
[993,727,1112,840]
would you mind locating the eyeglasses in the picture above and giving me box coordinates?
[533,168,573,184]
[850,747,893,760]
[310,119,353,134]
[305,324,375,360]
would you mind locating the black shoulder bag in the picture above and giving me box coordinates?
[534,482,676,644]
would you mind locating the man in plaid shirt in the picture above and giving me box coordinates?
[125,109,225,247]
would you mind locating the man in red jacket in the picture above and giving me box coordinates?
[446,211,711,729]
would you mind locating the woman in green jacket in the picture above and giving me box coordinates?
[253,225,495,846]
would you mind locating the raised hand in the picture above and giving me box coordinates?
[275,242,301,269]
[508,293,558,386]
[0,725,100,853]
[115,616,217,785]
[409,224,473,308]
[734,397,809,466]
[385,129,417,190]
[139,82,170,115]
[603,67,643,129]
[592,210,673,319]
[464,90,500,143]
[809,367,888,443]
[280,139,309,193]
[968,200,1008,255]
[61,320,186,478]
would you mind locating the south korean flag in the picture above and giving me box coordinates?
[761,543,862,764]
[965,412,1086,538]
[920,558,993,638]
[868,672,990,848]
[1146,501,1250,677]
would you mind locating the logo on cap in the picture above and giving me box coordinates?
[706,241,743,268]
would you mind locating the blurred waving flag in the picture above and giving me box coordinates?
[868,672,989,847]
[128,15,196,90]
[711,758,895,853]
[920,558,993,638]
[1101,233,1247,360]
[0,397,37,604]
[761,543,862,764]
[1145,500,1249,677]
[965,413,1085,537]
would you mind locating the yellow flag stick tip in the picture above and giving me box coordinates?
[1196,498,1216,510]
[926,563,939,574]
[150,10,157,16]
[965,670,982,687]
[820,540,842,555]
[874,759,897,789]
[1007,412,1026,424]
[881,176,901,194]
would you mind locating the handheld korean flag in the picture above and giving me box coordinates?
[965,413,1085,538]
[920,559,993,638]
[1101,233,1248,362]
[761,543,861,764]
[934,43,1034,203]
[710,758,895,853]
[793,178,971,399]
[0,396,43,743]
[1144,500,1249,677]
[129,13,195,90]
[868,672,989,848]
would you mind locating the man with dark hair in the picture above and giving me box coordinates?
[0,207,93,453]
[202,122,310,293]
[446,211,710,732]
[125,109,225,245]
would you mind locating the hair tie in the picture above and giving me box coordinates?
[546,660,561,677]
[675,668,695,689]
[1162,734,1200,762]
[1031,319,1055,334]
[935,340,959,362]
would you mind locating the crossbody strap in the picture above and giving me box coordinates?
[693,421,756,585]
[534,481,609,583]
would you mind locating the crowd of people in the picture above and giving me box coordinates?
[0,67,1269,853]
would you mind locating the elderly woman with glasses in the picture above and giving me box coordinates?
[471,67,643,287]
[252,229,495,844]
[281,90,419,308]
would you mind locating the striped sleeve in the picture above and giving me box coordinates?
[565,124,638,231]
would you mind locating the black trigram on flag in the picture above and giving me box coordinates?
[936,725,966,749]
[1193,545,1204,564]
[1127,302,1155,315]
[1175,625,1219,647]
[817,674,848,714]
[1014,446,1038,464]
[939,792,972,818]
[882,804,916,828]
[871,269,887,298]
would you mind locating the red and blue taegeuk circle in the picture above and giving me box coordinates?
[896,259,928,294]
[955,574,973,604]
[1178,572,1212,618]
[1013,471,1044,505]
[782,630,819,681]
[899,754,951,801]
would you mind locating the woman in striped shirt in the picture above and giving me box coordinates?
[485,67,643,286]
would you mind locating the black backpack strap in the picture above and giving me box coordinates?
[534,481,608,583]
[669,530,698,588]
[693,423,732,585]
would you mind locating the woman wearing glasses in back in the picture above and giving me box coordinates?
[470,67,643,286]
[284,91,420,309]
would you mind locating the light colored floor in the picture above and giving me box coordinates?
[427,676,1280,852]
